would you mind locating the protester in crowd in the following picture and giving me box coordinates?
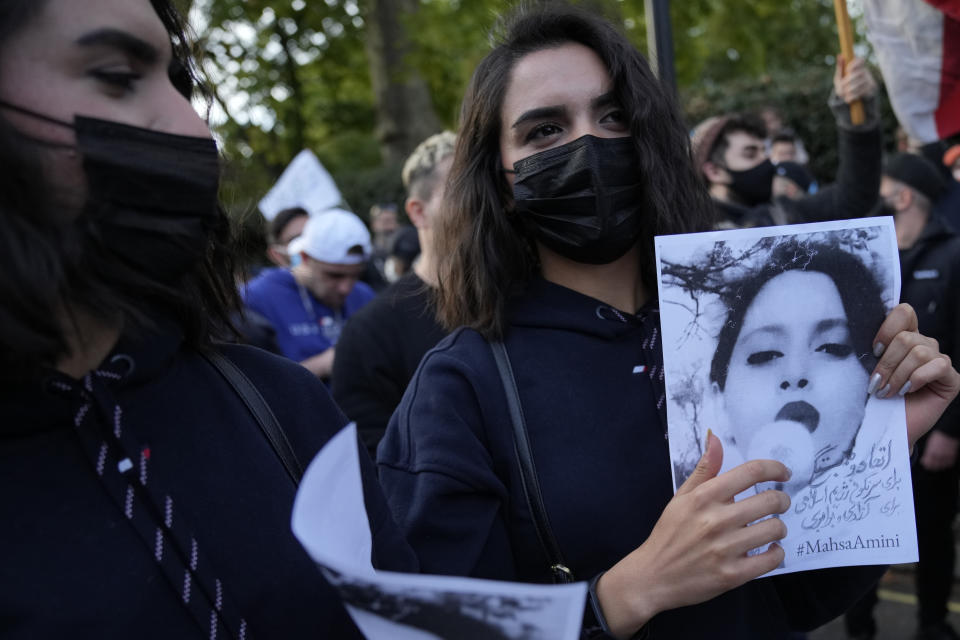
[0,0,416,637]
[760,106,809,165]
[232,206,310,353]
[845,154,960,640]
[768,161,818,225]
[770,129,800,164]
[334,131,453,456]
[265,206,309,268]
[367,201,400,288]
[377,5,960,638]
[773,161,816,200]
[243,209,374,380]
[693,57,882,228]
[384,224,421,283]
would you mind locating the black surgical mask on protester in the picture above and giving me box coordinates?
[506,135,645,265]
[0,100,220,284]
[725,158,775,207]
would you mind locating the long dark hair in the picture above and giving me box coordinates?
[0,0,238,381]
[434,1,715,339]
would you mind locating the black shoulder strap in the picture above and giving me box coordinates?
[489,340,574,583]
[203,350,304,486]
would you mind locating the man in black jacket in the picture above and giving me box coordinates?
[692,57,882,228]
[845,153,960,640]
[332,132,454,457]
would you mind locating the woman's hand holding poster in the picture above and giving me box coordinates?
[656,217,915,576]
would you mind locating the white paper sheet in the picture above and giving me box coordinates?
[258,149,343,220]
[292,423,588,640]
[655,217,917,576]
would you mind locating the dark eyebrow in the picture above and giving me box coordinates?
[75,29,159,64]
[815,318,849,333]
[510,91,619,129]
[591,91,619,109]
[511,105,567,130]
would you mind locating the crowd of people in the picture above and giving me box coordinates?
[2,0,960,639]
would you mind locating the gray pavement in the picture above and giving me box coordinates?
[809,564,960,640]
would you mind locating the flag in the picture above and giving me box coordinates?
[863,0,960,143]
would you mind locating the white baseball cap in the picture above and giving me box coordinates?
[288,208,372,265]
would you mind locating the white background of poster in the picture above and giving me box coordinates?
[655,218,917,576]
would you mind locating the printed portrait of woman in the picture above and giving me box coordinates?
[708,239,888,493]
[658,224,899,495]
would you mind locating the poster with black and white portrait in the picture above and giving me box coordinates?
[655,217,917,576]
[291,424,588,640]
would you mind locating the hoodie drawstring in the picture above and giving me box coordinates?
[51,357,250,640]
[596,304,669,439]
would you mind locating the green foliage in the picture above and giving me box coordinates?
[197,0,889,235]
[618,0,843,89]
[196,0,374,215]
[681,63,900,183]
[683,65,841,181]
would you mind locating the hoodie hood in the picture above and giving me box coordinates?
[508,277,656,341]
[1,323,184,437]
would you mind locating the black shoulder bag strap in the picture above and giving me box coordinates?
[203,350,304,486]
[489,340,574,583]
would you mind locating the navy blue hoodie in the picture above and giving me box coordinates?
[0,326,416,638]
[379,277,883,638]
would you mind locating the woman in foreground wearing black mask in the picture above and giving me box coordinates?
[377,4,960,638]
[0,1,415,638]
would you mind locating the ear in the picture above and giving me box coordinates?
[266,245,287,267]
[897,187,914,211]
[406,196,427,229]
[702,161,729,184]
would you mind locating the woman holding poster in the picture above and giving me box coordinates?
[377,3,960,638]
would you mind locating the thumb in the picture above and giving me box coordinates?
[677,429,723,496]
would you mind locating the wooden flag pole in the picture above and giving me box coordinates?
[834,0,865,125]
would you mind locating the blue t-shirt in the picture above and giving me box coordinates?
[242,267,375,362]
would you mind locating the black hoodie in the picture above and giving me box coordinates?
[378,277,883,638]
[0,327,416,638]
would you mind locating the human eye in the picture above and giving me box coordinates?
[525,122,563,142]
[815,343,854,358]
[746,350,782,365]
[600,107,626,125]
[90,67,142,93]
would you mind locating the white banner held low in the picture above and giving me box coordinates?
[292,423,588,640]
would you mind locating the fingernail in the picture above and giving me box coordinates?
[705,428,713,455]
[876,383,891,399]
[898,380,911,396]
[785,466,792,481]
[867,372,882,395]
[873,342,885,358]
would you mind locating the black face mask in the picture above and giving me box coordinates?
[726,158,775,207]
[508,135,645,265]
[0,101,220,284]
